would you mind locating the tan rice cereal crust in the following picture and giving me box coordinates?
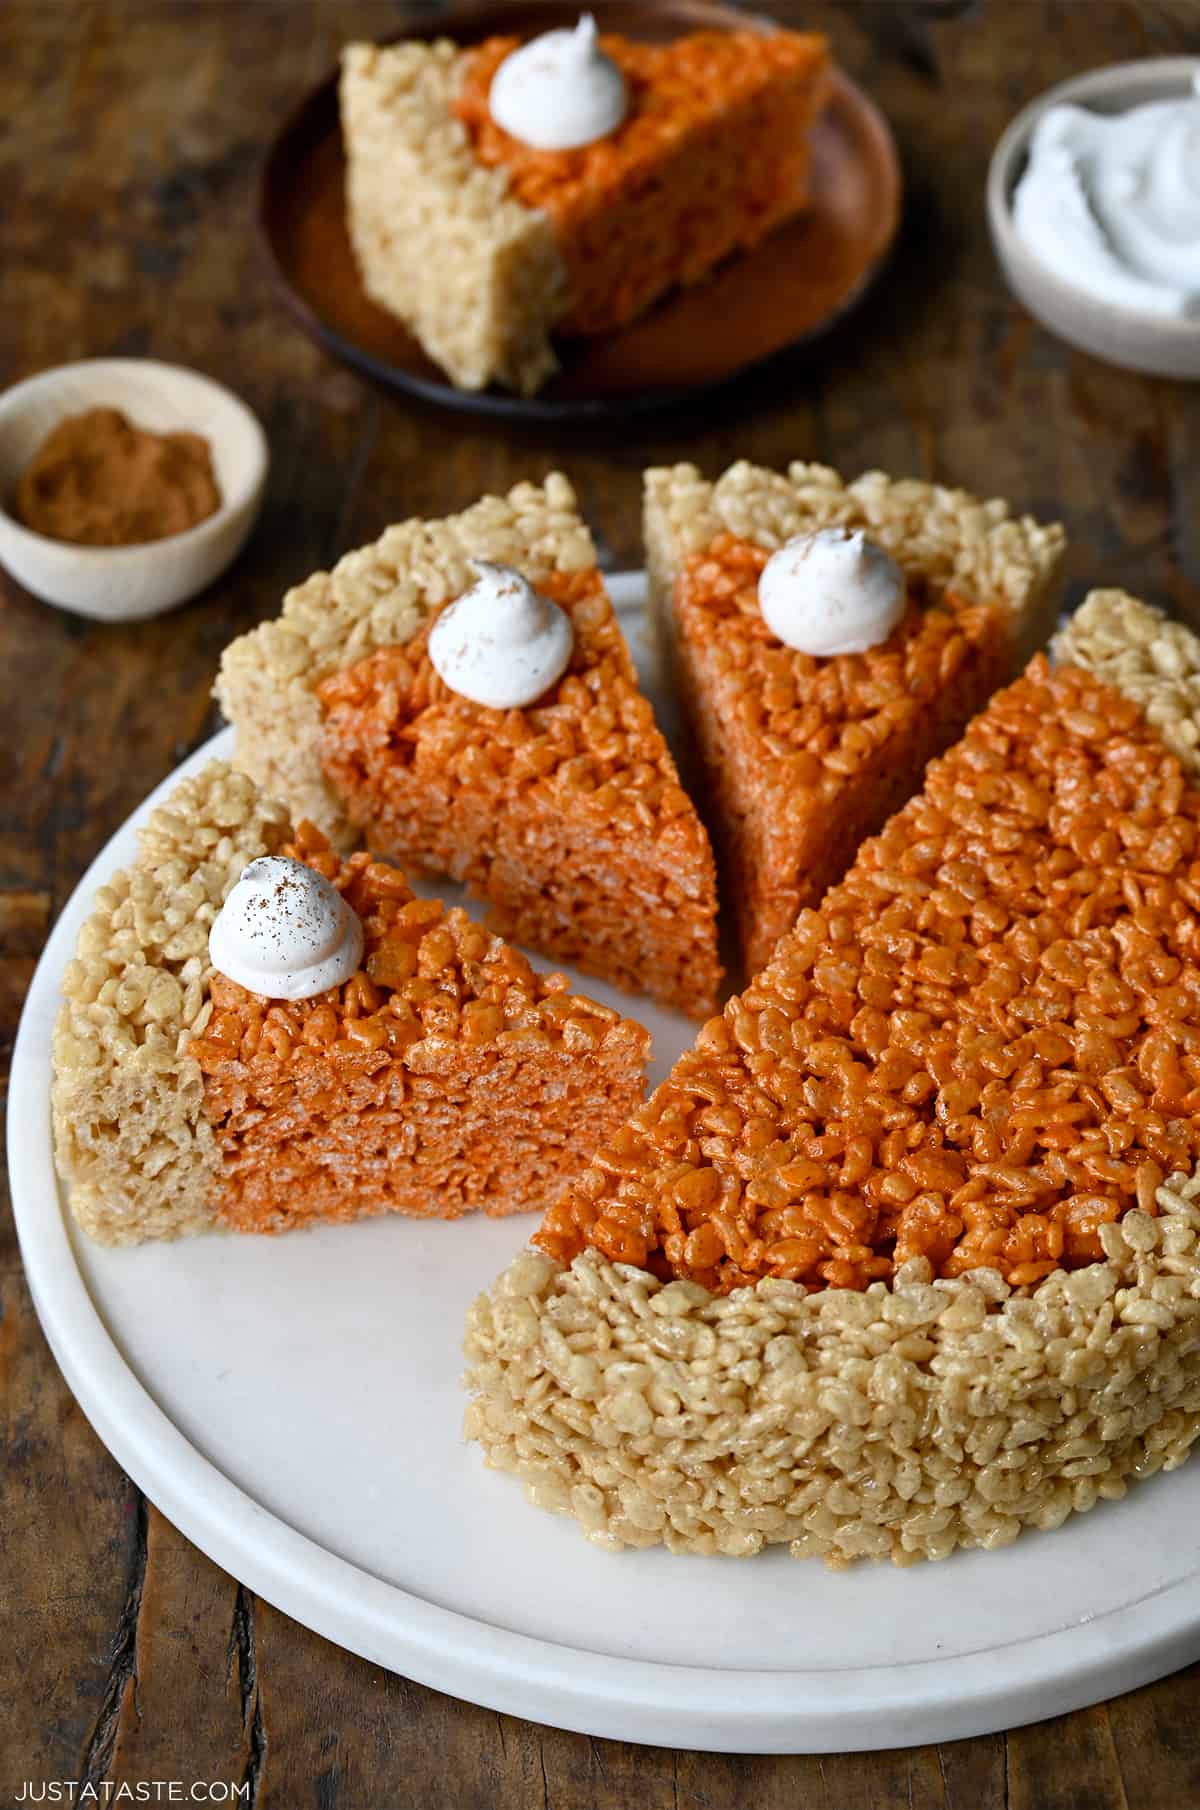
[644,462,1066,653]
[215,476,594,850]
[465,588,1200,1564]
[52,763,290,1244]
[1054,588,1200,780]
[341,41,568,395]
[644,461,1067,976]
[465,1192,1200,1565]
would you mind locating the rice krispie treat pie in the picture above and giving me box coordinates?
[465,590,1200,1566]
[644,460,1067,978]
[217,477,721,1019]
[340,17,831,394]
[52,761,650,1244]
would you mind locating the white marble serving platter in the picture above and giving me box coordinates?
[10,574,1200,1752]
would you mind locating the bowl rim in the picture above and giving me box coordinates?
[0,357,270,563]
[986,54,1200,340]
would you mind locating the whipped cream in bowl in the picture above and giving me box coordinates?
[758,527,906,658]
[1012,76,1200,321]
[209,856,364,1001]
[989,57,1200,378]
[488,13,628,151]
[429,560,574,709]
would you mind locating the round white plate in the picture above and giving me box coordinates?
[10,574,1200,1753]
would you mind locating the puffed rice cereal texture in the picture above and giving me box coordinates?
[341,40,568,395]
[464,1190,1200,1566]
[51,763,289,1244]
[1055,588,1200,782]
[643,460,1067,976]
[644,459,1067,671]
[464,587,1200,1564]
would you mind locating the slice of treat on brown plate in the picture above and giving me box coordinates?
[341,18,832,394]
[216,476,721,1019]
[644,459,1066,979]
[52,761,649,1244]
[466,590,1200,1567]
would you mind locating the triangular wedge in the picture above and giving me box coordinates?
[644,460,1066,978]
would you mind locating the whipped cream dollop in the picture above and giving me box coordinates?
[1012,80,1200,320]
[209,856,364,1000]
[489,13,628,151]
[429,560,574,708]
[758,527,906,657]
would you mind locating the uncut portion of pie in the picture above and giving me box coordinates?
[340,20,831,394]
[466,590,1200,1566]
[52,762,650,1244]
[644,459,1067,978]
[216,477,721,1019]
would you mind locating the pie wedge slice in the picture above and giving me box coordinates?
[644,459,1067,979]
[341,24,831,394]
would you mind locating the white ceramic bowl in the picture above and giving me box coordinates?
[987,57,1200,380]
[0,359,269,620]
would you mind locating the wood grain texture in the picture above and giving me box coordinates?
[3,0,1200,1804]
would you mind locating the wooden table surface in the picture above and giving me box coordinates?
[4,1,1200,1804]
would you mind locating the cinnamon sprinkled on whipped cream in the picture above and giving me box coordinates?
[208,856,363,999]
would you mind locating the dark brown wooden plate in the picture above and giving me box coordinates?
[258,0,902,420]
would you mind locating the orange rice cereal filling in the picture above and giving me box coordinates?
[455,30,831,336]
[190,823,649,1233]
[536,656,1200,1295]
[315,567,721,1020]
[673,532,1013,977]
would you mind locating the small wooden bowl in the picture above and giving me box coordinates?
[258,0,902,421]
